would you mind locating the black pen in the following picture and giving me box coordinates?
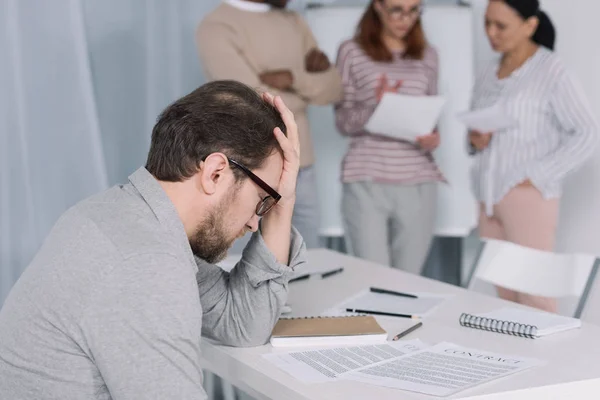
[370,287,418,299]
[346,308,420,319]
[289,274,310,283]
[321,267,344,279]
[392,322,423,341]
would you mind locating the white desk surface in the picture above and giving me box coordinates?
[201,249,600,399]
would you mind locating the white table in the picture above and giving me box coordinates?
[201,249,600,399]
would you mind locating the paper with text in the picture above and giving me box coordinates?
[457,104,518,133]
[365,93,446,141]
[263,339,426,383]
[344,342,543,397]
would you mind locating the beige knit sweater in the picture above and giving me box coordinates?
[196,3,343,167]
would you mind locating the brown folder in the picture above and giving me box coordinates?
[270,316,387,347]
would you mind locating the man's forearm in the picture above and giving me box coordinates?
[198,227,305,347]
[260,200,295,265]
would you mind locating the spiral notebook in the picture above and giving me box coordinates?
[460,308,581,339]
[270,315,387,347]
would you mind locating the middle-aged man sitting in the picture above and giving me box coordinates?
[0,80,306,399]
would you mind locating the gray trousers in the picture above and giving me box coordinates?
[229,166,320,253]
[342,181,437,275]
[291,166,320,249]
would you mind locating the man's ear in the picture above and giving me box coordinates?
[197,153,228,195]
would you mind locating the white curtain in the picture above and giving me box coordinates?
[0,0,219,304]
[1,0,108,304]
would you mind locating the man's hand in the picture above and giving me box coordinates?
[305,48,331,73]
[258,92,300,265]
[416,131,440,151]
[376,74,402,102]
[259,70,294,91]
[261,92,300,210]
[469,130,492,151]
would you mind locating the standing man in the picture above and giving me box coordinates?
[197,0,343,248]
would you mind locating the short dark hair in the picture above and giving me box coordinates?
[146,80,286,182]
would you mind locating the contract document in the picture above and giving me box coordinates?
[344,342,543,397]
[263,339,426,383]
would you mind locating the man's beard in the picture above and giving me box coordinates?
[189,190,243,264]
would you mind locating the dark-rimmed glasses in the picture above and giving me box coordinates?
[380,2,423,21]
[228,158,281,216]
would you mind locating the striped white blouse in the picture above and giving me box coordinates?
[334,39,445,184]
[471,47,599,215]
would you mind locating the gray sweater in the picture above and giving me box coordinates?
[0,167,306,399]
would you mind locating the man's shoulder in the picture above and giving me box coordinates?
[199,4,301,31]
[66,185,181,260]
[199,3,269,28]
[197,4,244,41]
[200,3,231,24]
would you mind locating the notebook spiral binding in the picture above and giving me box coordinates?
[459,313,539,339]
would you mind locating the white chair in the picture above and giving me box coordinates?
[465,239,600,318]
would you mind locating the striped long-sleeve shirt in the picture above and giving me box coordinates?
[334,39,445,184]
[471,47,599,215]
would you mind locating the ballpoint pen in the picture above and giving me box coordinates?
[321,267,343,279]
[370,287,418,299]
[392,322,423,341]
[345,308,420,319]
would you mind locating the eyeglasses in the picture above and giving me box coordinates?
[228,158,281,217]
[380,3,423,21]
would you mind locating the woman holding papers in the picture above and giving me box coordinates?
[469,0,599,312]
[334,0,444,275]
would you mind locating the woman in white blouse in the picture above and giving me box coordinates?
[470,0,599,312]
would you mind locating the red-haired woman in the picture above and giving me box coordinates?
[335,0,443,275]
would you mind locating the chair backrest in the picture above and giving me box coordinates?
[466,239,599,317]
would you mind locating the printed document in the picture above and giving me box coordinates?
[263,339,426,383]
[365,93,446,141]
[344,342,543,397]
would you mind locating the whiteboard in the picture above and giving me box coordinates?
[305,5,477,238]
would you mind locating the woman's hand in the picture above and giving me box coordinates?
[416,131,440,151]
[518,179,534,188]
[469,130,492,151]
[375,73,402,102]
